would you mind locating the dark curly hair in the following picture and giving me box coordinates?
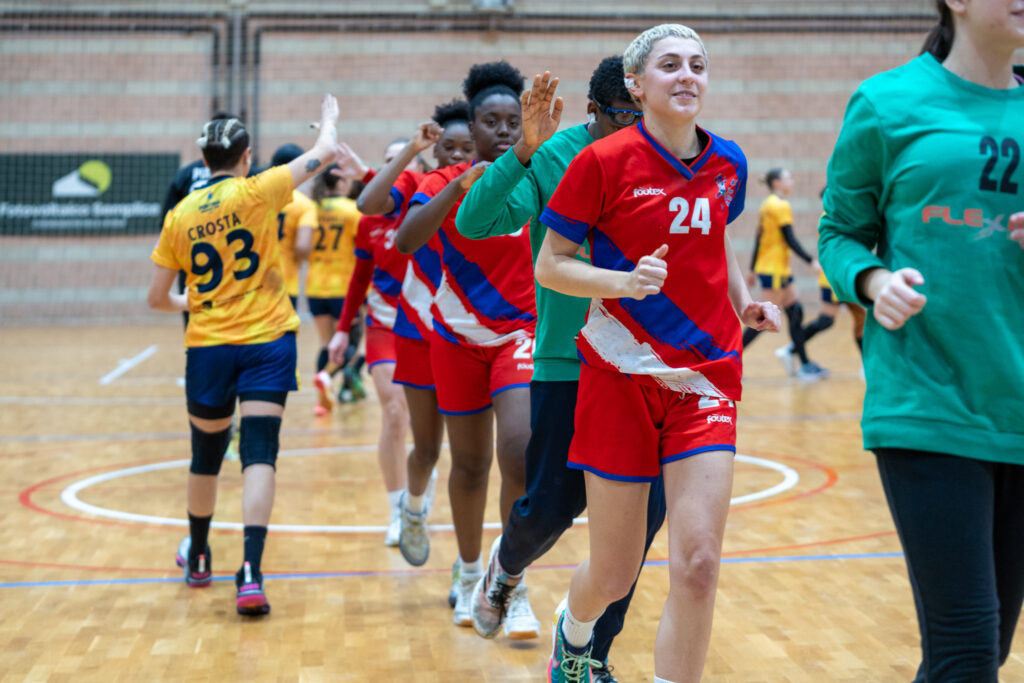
[462,61,524,118]
[432,99,471,129]
[588,55,631,108]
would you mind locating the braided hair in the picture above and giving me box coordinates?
[196,117,249,171]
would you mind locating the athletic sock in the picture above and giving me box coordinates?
[188,513,213,561]
[387,489,403,514]
[406,492,424,514]
[561,599,601,650]
[243,525,268,576]
[462,556,483,575]
[316,347,329,373]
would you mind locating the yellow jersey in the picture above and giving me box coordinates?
[306,195,360,298]
[152,165,300,348]
[816,211,831,289]
[753,193,794,277]
[277,189,317,298]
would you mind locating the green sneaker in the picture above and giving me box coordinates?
[547,600,600,682]
[342,366,367,401]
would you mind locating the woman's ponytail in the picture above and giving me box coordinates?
[921,1,954,61]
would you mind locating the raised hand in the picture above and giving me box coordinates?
[320,93,339,127]
[624,244,668,300]
[457,161,491,191]
[331,142,369,179]
[516,71,563,161]
[873,267,927,330]
[412,121,443,153]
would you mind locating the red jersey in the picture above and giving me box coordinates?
[388,169,441,342]
[338,212,409,332]
[540,122,747,400]
[356,214,407,329]
[410,162,536,347]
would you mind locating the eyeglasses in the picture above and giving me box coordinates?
[596,103,643,126]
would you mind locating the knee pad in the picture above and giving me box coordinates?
[239,415,282,471]
[190,424,231,475]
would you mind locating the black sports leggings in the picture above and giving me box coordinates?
[874,448,1024,682]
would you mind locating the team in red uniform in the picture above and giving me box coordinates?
[534,25,780,682]
[541,120,746,481]
[409,161,536,415]
[395,62,541,638]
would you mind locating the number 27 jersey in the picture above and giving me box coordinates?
[540,122,748,401]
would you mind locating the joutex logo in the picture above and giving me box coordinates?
[922,205,1008,240]
[633,186,666,197]
[707,414,733,424]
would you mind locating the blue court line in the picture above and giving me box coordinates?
[0,552,905,589]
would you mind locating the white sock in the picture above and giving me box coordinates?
[387,489,403,513]
[654,677,678,683]
[462,556,483,575]
[406,493,424,514]
[561,598,600,649]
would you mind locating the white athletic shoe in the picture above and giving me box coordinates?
[797,361,831,383]
[453,568,483,627]
[774,344,797,376]
[422,468,439,517]
[449,560,460,608]
[385,505,401,547]
[504,582,540,640]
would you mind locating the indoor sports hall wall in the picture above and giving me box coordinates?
[0,2,938,324]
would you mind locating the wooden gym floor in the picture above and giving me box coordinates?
[0,315,1021,682]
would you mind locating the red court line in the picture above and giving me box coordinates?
[17,460,167,531]
[731,452,839,512]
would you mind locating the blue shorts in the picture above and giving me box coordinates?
[186,332,297,416]
[308,296,343,318]
[757,273,793,290]
[821,286,839,304]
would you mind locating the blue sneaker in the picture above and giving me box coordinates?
[547,599,600,682]
[175,536,212,587]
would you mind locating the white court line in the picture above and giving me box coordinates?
[59,447,799,533]
[98,345,158,386]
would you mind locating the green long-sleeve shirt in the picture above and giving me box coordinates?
[818,53,1024,463]
[455,124,595,382]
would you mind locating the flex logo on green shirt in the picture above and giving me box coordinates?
[921,205,1012,241]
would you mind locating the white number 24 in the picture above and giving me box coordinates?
[669,197,712,235]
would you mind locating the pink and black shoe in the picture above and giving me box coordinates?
[175,536,212,587]
[235,561,270,616]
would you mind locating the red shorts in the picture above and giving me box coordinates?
[365,325,397,370]
[569,365,737,482]
[430,333,534,415]
[393,334,434,390]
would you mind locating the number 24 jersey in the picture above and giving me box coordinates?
[152,165,300,348]
[540,121,748,401]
